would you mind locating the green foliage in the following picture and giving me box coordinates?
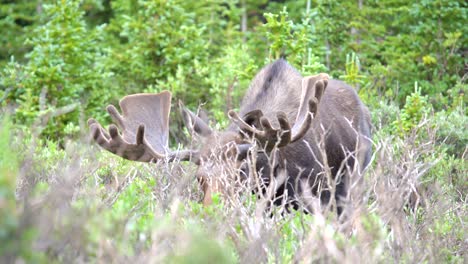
[106,0,246,108]
[0,1,466,262]
[108,0,210,94]
[262,7,327,75]
[0,117,18,256]
[167,206,238,263]
[165,230,237,264]
[101,0,263,129]
[431,106,468,157]
[340,52,366,88]
[0,0,39,68]
[1,0,465,140]
[82,174,157,256]
[2,0,112,141]
[393,82,431,135]
[274,211,313,262]
[0,117,46,263]
[203,44,258,123]
[306,0,466,104]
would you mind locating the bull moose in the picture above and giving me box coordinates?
[88,59,372,215]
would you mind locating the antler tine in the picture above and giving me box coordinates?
[229,109,292,151]
[290,74,329,143]
[88,118,164,162]
[230,73,329,151]
[88,118,109,141]
[106,104,125,130]
[228,110,266,137]
[258,111,292,149]
[273,111,292,147]
[179,100,213,137]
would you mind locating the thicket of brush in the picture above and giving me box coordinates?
[2,101,466,263]
[0,1,466,263]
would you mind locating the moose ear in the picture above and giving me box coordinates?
[179,101,213,137]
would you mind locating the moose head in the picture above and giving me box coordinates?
[88,60,371,213]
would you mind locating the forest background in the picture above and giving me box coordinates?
[0,0,466,263]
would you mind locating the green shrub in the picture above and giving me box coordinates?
[262,7,327,75]
[1,0,111,141]
[340,52,366,88]
[432,106,467,157]
[0,117,19,258]
[0,116,46,263]
[393,82,431,135]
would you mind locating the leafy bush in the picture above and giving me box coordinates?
[0,117,19,259]
[393,82,431,135]
[1,0,111,141]
[262,7,327,75]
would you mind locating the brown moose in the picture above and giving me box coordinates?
[88,59,372,215]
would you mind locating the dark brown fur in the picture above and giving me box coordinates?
[224,59,372,213]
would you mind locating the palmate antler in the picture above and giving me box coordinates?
[228,73,329,151]
[88,91,198,163]
[88,73,328,161]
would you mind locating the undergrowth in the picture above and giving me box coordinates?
[1,106,466,263]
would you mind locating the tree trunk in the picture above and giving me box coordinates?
[241,0,247,42]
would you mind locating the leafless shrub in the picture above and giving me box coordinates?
[4,113,465,263]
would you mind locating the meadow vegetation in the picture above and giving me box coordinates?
[0,0,466,263]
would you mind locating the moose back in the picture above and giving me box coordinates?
[89,59,372,215]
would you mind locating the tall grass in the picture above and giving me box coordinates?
[1,110,466,263]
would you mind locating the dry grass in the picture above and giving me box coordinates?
[2,115,466,263]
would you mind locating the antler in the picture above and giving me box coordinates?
[88,91,198,163]
[229,73,329,151]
